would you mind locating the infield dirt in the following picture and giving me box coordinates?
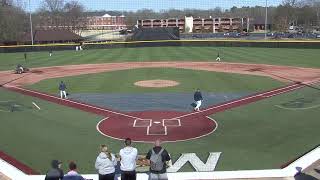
[1,62,320,86]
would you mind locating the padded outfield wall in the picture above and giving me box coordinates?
[1,39,320,53]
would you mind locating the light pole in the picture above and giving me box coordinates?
[29,0,34,45]
[265,0,268,39]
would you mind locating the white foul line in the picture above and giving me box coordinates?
[7,85,139,119]
[260,85,303,98]
[32,102,41,110]
[173,83,304,119]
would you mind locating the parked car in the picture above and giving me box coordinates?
[240,32,249,36]
[223,32,230,37]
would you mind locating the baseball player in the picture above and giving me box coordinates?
[193,88,203,111]
[216,52,221,62]
[59,81,68,99]
[49,49,53,57]
[24,52,27,61]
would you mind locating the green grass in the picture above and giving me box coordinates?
[1,46,320,174]
[209,83,320,170]
[27,68,284,94]
[1,83,320,173]
[1,46,320,71]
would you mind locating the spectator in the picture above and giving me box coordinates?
[146,139,171,180]
[62,161,85,180]
[45,160,64,180]
[95,145,117,180]
[119,138,138,180]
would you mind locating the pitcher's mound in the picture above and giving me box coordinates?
[134,80,179,88]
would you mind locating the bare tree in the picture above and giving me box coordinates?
[40,0,64,13]
[0,2,28,43]
[64,1,84,33]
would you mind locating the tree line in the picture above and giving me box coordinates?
[0,0,319,42]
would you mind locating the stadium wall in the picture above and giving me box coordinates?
[1,39,320,53]
[1,145,319,180]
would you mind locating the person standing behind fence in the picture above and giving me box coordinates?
[62,161,85,180]
[45,160,64,180]
[119,138,138,180]
[146,139,171,180]
[59,81,68,99]
[95,145,117,180]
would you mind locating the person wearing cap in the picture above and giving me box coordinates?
[95,145,117,180]
[193,88,203,111]
[62,161,85,180]
[59,81,68,99]
[119,138,138,180]
[45,160,64,180]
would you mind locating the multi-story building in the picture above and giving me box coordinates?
[36,14,126,31]
[137,16,250,33]
[86,14,126,30]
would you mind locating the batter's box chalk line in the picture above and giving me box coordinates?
[142,119,182,136]
[133,119,152,127]
[163,119,181,127]
[147,125,167,136]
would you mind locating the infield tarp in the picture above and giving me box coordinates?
[69,92,252,112]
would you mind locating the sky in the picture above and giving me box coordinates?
[25,0,283,12]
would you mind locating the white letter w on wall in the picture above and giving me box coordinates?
[167,152,221,172]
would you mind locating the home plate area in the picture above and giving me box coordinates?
[97,111,217,142]
[133,118,181,135]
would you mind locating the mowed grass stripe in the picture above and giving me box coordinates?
[208,84,320,170]
[27,68,284,94]
[0,73,318,173]
[2,46,320,71]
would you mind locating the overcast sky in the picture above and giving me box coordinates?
[25,0,283,12]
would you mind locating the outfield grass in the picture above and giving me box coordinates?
[27,68,284,94]
[1,46,320,71]
[1,83,320,173]
[209,83,320,170]
[1,46,320,174]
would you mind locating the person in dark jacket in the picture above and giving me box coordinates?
[193,88,203,111]
[62,161,85,180]
[146,139,171,180]
[24,52,27,61]
[215,52,221,61]
[59,81,68,99]
[45,160,64,180]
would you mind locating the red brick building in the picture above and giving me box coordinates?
[86,14,126,30]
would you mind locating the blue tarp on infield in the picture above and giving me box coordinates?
[69,92,252,112]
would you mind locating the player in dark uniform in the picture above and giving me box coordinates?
[216,52,221,61]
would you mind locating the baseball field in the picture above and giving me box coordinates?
[0,45,320,174]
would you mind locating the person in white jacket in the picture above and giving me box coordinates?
[95,145,117,180]
[119,138,138,180]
